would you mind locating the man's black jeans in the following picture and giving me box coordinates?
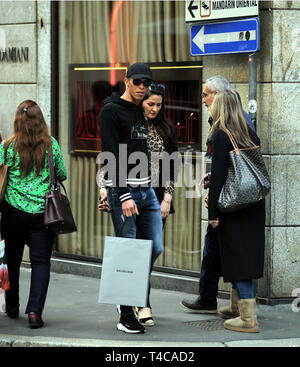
[198,224,222,306]
[1,201,55,315]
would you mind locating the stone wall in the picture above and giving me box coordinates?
[201,1,300,299]
[0,0,51,139]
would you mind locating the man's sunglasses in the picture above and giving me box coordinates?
[132,78,152,87]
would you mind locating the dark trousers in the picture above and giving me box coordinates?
[198,224,222,306]
[1,201,55,314]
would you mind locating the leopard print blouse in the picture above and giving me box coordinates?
[147,123,174,196]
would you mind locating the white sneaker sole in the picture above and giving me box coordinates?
[117,323,145,334]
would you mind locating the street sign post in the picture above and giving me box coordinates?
[186,0,259,22]
[190,17,260,56]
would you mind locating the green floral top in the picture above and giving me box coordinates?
[0,137,67,214]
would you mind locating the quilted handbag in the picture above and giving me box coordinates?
[218,129,271,213]
[44,150,77,235]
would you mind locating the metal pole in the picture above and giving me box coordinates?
[248,52,257,131]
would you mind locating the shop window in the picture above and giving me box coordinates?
[69,62,202,156]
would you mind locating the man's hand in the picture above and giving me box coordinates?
[209,219,219,229]
[161,193,172,219]
[122,199,139,217]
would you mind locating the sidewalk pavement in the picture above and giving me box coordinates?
[0,268,300,348]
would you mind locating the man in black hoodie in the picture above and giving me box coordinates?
[99,63,163,334]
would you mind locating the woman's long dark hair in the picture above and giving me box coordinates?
[142,84,177,153]
[5,100,51,176]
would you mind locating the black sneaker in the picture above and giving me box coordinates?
[181,297,217,314]
[117,313,145,334]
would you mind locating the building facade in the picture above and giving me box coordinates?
[0,0,299,302]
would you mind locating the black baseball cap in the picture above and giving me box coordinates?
[126,62,152,80]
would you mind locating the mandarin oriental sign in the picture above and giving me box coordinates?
[0,47,29,62]
[186,0,259,22]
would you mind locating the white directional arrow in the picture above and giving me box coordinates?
[192,26,256,53]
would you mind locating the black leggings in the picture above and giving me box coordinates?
[1,201,55,314]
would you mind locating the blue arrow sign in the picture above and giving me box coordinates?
[190,17,260,56]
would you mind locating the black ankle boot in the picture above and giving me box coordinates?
[28,312,44,329]
[6,306,19,319]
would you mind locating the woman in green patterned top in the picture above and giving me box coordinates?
[0,100,67,329]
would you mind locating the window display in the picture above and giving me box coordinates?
[69,63,202,155]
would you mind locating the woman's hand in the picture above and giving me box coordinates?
[160,200,171,219]
[204,193,208,209]
[161,193,172,219]
[98,188,110,212]
[209,219,219,229]
[200,172,211,190]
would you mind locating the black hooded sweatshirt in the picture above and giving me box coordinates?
[99,93,150,203]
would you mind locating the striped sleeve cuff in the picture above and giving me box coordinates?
[119,192,132,203]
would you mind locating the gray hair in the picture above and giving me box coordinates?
[205,76,232,92]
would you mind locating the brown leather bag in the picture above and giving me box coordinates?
[43,149,77,234]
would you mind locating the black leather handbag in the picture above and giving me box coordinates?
[218,129,271,213]
[44,150,77,234]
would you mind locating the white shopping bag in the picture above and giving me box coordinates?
[98,236,152,307]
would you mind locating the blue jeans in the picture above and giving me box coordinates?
[198,224,222,306]
[1,201,55,314]
[108,187,163,314]
[232,280,257,299]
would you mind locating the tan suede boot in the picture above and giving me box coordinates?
[223,298,260,333]
[218,288,240,319]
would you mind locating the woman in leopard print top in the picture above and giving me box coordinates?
[143,84,177,219]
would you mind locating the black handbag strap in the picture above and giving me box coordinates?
[48,148,68,196]
[48,147,56,188]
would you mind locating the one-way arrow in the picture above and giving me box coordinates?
[192,26,256,53]
[188,0,198,18]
